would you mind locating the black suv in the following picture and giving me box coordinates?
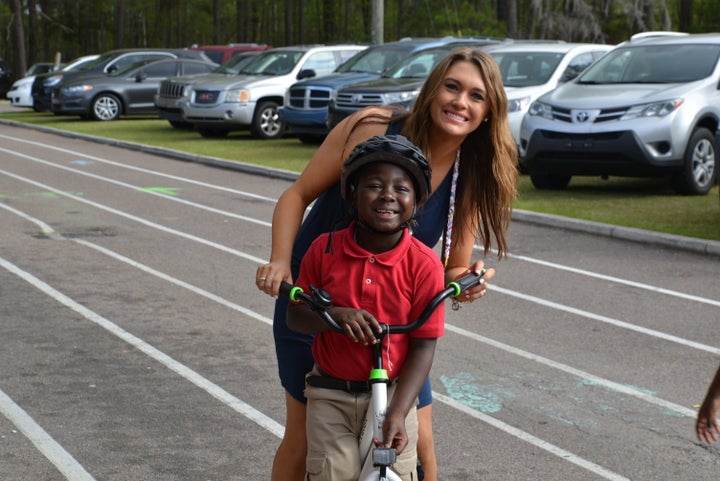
[31,48,213,112]
[0,57,13,97]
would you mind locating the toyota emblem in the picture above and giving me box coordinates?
[575,111,590,123]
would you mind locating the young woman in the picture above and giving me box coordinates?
[256,46,518,481]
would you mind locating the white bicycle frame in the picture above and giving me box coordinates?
[358,370,403,481]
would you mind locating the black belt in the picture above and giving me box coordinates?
[306,374,372,393]
[306,367,395,394]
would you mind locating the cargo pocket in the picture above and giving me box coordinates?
[392,450,418,480]
[306,452,327,480]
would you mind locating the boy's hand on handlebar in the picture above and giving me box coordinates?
[328,307,383,345]
[256,261,291,298]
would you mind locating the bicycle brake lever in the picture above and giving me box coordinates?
[309,284,332,308]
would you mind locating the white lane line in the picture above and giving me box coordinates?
[0,255,285,440]
[443,324,696,417]
[4,139,717,309]
[0,168,267,265]
[0,204,688,480]
[434,392,631,481]
[0,148,272,227]
[490,285,720,356]
[0,191,711,415]
[503,250,720,308]
[0,135,277,202]
[0,388,97,481]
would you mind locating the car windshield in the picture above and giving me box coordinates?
[382,48,453,79]
[75,52,115,72]
[239,50,303,75]
[214,54,259,75]
[109,59,160,77]
[335,46,410,75]
[491,51,565,87]
[578,43,720,84]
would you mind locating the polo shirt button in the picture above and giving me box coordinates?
[369,257,375,263]
[365,278,371,284]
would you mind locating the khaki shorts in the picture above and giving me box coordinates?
[304,366,418,481]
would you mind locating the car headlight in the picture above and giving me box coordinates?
[12,78,32,89]
[226,88,250,103]
[527,100,553,119]
[383,90,420,105]
[61,84,93,95]
[45,74,64,87]
[508,95,532,113]
[621,99,683,120]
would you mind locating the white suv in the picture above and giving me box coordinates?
[180,44,366,139]
[519,33,719,195]
[486,41,612,147]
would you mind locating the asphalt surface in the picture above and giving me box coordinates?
[1,101,719,481]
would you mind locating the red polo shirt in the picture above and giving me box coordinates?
[293,222,445,381]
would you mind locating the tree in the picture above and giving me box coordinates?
[10,0,26,75]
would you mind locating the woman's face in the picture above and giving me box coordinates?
[430,59,489,140]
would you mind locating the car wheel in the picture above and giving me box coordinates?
[91,93,122,121]
[197,128,229,138]
[672,127,717,195]
[250,100,284,139]
[529,173,571,190]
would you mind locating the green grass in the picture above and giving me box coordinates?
[2,108,719,241]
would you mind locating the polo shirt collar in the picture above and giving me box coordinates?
[343,221,411,266]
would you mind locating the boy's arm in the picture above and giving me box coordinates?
[286,303,329,334]
[287,304,383,344]
[380,337,437,453]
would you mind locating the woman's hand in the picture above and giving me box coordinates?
[255,261,291,298]
[451,260,493,304]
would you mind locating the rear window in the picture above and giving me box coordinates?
[337,46,413,75]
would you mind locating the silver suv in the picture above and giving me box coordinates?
[180,44,366,139]
[519,33,720,195]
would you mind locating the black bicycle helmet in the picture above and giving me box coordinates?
[340,134,432,206]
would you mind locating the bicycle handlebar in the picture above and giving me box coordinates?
[280,268,487,336]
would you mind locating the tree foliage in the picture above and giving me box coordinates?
[1,0,719,79]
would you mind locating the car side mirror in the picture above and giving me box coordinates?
[297,69,316,80]
[135,72,147,83]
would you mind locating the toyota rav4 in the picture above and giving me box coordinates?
[519,33,719,195]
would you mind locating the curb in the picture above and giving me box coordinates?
[2,117,719,257]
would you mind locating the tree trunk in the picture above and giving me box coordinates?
[285,0,293,45]
[116,0,125,48]
[27,0,38,66]
[497,0,518,38]
[10,0,27,76]
[679,0,692,32]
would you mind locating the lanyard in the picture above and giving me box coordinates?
[442,149,460,267]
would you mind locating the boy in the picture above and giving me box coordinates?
[287,135,445,481]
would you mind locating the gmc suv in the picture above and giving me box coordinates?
[180,44,366,139]
[279,37,498,144]
[520,33,719,195]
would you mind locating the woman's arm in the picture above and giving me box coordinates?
[256,108,391,296]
